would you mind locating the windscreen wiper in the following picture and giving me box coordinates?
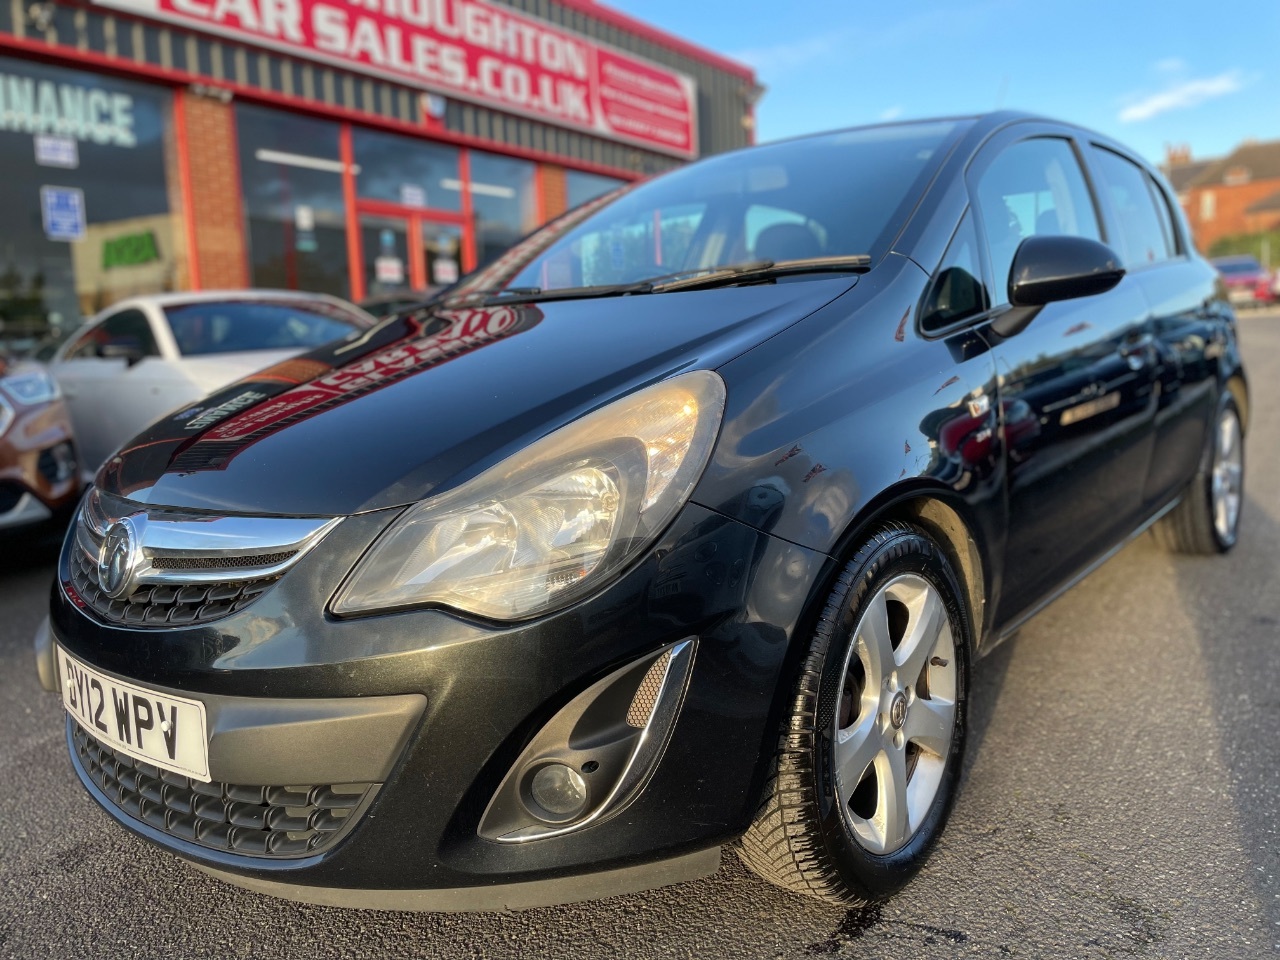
[649,255,872,293]
[442,282,656,308]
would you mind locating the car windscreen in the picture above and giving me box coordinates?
[164,301,367,356]
[454,121,959,297]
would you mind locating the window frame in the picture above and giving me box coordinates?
[1083,143,1188,272]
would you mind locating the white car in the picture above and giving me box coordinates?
[51,291,376,473]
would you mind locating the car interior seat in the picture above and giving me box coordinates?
[753,223,824,261]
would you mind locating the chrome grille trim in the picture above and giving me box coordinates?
[65,489,340,627]
[76,489,339,588]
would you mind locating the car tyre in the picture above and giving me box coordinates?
[737,521,970,905]
[1153,393,1244,555]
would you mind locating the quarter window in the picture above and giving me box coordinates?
[975,138,1101,305]
[920,211,989,332]
[1090,148,1174,266]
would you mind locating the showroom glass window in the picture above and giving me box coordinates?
[975,137,1101,304]
[0,55,174,351]
[352,128,461,211]
[565,170,626,209]
[236,105,349,299]
[470,152,537,267]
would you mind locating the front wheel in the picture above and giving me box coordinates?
[737,521,971,905]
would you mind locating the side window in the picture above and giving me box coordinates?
[1090,147,1173,267]
[62,328,106,360]
[921,211,989,333]
[975,138,1101,305]
[97,310,161,357]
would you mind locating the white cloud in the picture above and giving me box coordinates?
[731,33,846,74]
[1154,57,1187,74]
[879,105,904,121]
[1119,70,1248,123]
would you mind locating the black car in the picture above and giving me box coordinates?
[36,113,1246,910]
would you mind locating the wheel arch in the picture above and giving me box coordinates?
[826,483,993,653]
[1226,371,1249,433]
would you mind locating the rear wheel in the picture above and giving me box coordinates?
[1154,394,1243,554]
[738,521,970,905]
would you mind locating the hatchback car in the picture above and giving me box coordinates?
[36,113,1246,910]
[1210,254,1275,308]
[0,357,79,531]
[49,291,376,473]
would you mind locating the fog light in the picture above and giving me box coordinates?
[529,763,588,820]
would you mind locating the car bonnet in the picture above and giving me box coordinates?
[97,276,857,516]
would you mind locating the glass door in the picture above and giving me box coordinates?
[359,214,412,302]
[421,223,463,290]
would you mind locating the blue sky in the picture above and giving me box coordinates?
[610,0,1278,167]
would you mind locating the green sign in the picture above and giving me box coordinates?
[102,230,160,269]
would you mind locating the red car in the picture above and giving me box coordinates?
[0,356,80,531]
[1211,255,1275,307]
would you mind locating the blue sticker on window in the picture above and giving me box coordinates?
[40,186,86,242]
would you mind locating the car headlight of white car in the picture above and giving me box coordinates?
[2,370,61,405]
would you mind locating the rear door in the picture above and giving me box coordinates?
[1082,143,1222,513]
[971,129,1159,628]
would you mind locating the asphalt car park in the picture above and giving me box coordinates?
[0,308,1276,959]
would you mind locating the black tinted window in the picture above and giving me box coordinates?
[921,211,989,332]
[1091,148,1173,266]
[165,301,365,356]
[976,138,1101,304]
[65,308,158,359]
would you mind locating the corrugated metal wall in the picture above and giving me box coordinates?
[0,0,751,175]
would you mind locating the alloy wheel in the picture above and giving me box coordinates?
[833,573,957,855]
[1211,408,1243,544]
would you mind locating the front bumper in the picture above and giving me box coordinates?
[45,501,829,906]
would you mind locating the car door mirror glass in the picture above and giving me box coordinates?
[1008,235,1125,308]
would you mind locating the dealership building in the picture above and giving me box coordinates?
[0,0,757,342]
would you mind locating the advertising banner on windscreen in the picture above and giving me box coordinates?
[89,0,698,158]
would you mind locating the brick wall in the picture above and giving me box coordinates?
[182,92,249,288]
[540,164,568,221]
[1182,177,1280,251]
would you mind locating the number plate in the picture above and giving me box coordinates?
[57,646,210,782]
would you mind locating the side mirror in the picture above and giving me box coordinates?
[991,236,1125,338]
[98,339,144,367]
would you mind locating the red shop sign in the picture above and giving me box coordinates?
[92,0,699,158]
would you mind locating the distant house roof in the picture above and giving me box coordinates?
[1164,160,1213,193]
[1188,139,1280,189]
[1246,190,1280,215]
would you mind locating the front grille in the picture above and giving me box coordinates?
[63,489,336,629]
[71,722,374,858]
[69,546,278,627]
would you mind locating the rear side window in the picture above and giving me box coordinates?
[1090,148,1174,267]
[921,211,989,333]
[975,138,1101,305]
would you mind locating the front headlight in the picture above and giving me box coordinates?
[333,370,726,620]
[2,370,61,405]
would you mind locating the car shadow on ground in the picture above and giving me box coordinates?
[0,517,68,576]
[1174,491,1279,931]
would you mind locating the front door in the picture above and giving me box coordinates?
[972,132,1158,628]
